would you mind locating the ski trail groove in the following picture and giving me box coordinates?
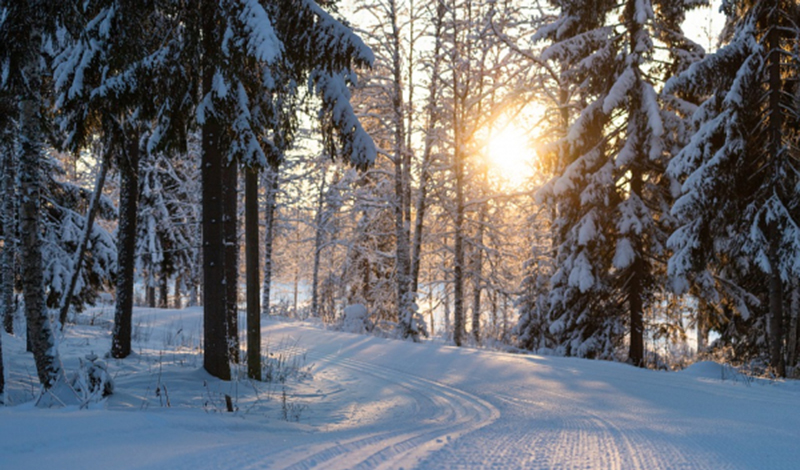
[267,349,500,470]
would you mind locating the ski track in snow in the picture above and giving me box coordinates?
[2,310,800,469]
[267,351,500,470]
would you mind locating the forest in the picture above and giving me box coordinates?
[1,0,800,409]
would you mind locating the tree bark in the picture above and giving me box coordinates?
[452,117,466,347]
[146,283,156,309]
[1,143,16,335]
[410,0,444,297]
[173,275,182,310]
[59,151,109,326]
[19,76,65,389]
[201,0,230,380]
[245,167,261,379]
[111,128,141,358]
[471,169,488,344]
[159,258,169,308]
[223,159,239,363]
[260,164,278,317]
[766,4,786,378]
[628,167,644,368]
[768,231,785,376]
[697,298,708,353]
[311,169,328,317]
[787,279,798,371]
[0,322,4,402]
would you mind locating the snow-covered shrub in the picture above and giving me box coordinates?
[342,303,373,334]
[71,352,114,406]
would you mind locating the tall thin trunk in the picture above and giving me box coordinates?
[1,143,16,335]
[0,321,4,402]
[146,283,156,309]
[201,0,230,380]
[389,0,413,338]
[245,167,260,379]
[768,230,785,376]
[58,150,109,327]
[697,298,708,353]
[471,168,488,344]
[311,170,328,317]
[19,74,65,389]
[111,128,141,358]
[628,166,644,367]
[453,120,466,347]
[223,160,239,363]
[767,4,786,378]
[787,279,798,371]
[260,164,278,317]
[410,0,444,296]
[173,275,182,310]
[159,258,169,309]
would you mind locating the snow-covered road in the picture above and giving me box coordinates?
[258,322,800,469]
[2,312,799,469]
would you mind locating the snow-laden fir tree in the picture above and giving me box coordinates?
[534,0,704,364]
[41,153,116,313]
[135,147,199,309]
[666,0,800,376]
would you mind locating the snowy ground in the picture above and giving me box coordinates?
[1,307,799,469]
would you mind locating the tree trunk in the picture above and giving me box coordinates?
[111,128,141,358]
[159,259,169,308]
[260,164,279,317]
[766,4,786,378]
[201,0,230,380]
[410,0,444,296]
[173,275,182,310]
[1,142,16,335]
[697,298,708,354]
[768,232,785,376]
[0,322,4,402]
[245,167,261,379]
[628,168,644,368]
[453,126,466,347]
[146,283,156,309]
[471,180,488,344]
[19,78,65,389]
[58,150,109,327]
[787,279,798,371]
[311,170,327,317]
[388,0,414,339]
[223,159,239,363]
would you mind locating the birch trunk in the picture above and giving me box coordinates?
[19,70,66,389]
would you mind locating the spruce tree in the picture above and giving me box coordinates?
[667,0,800,376]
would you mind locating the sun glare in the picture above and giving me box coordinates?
[487,125,535,189]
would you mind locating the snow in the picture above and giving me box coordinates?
[2,307,800,469]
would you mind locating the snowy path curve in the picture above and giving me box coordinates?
[263,346,500,469]
[262,322,800,470]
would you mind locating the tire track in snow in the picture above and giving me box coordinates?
[265,348,500,470]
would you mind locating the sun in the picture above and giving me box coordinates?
[486,125,535,189]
